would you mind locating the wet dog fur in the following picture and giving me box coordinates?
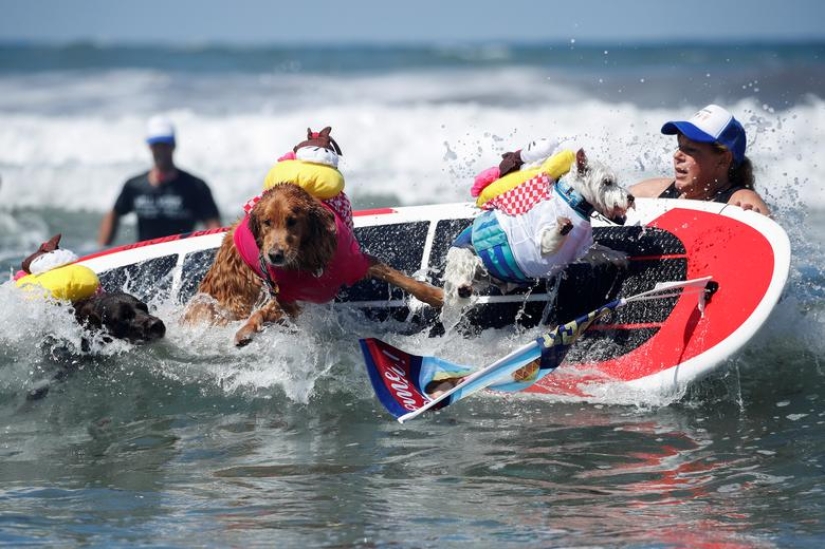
[184,183,443,346]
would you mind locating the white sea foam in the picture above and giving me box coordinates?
[0,68,821,219]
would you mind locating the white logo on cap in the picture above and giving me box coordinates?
[689,105,732,139]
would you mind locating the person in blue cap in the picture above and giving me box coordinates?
[97,115,222,246]
[630,104,770,215]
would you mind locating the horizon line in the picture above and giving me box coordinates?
[1,36,824,49]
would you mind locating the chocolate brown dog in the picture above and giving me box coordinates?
[18,235,167,400]
[73,291,166,344]
[27,292,166,401]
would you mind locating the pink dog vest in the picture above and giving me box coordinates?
[233,204,370,304]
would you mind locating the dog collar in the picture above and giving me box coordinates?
[554,179,595,219]
[257,251,279,296]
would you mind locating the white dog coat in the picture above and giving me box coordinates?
[465,178,594,283]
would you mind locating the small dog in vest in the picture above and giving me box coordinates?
[442,145,634,306]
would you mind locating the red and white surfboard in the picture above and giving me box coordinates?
[76,198,790,397]
[528,199,790,397]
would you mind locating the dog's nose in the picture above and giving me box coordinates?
[627,194,635,206]
[145,318,166,341]
[267,249,285,266]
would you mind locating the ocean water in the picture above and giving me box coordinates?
[1,41,825,547]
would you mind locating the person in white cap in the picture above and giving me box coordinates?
[630,104,770,215]
[97,115,222,246]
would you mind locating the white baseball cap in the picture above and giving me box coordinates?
[146,115,176,145]
[661,104,746,165]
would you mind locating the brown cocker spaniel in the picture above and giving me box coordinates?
[184,183,443,346]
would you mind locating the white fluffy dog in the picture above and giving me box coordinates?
[442,148,634,306]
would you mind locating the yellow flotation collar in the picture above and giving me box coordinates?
[475,149,576,208]
[263,159,345,199]
[15,264,100,301]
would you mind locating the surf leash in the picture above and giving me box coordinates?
[360,276,714,423]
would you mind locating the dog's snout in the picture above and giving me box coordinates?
[267,249,286,266]
[627,194,635,206]
[145,318,166,341]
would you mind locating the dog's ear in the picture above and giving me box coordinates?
[304,201,337,272]
[248,206,265,250]
[317,126,342,156]
[21,233,62,273]
[499,150,523,178]
[248,187,279,248]
[576,149,589,175]
[324,127,342,156]
[73,299,103,329]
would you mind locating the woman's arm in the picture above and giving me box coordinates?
[729,189,771,216]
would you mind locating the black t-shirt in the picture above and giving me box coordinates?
[113,169,220,241]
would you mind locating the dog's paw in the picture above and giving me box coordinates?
[540,218,572,256]
[457,285,474,299]
[443,246,485,306]
[234,320,262,347]
[234,329,254,347]
[557,216,573,236]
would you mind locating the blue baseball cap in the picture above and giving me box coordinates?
[146,115,176,146]
[661,104,746,165]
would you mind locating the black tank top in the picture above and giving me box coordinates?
[658,181,746,204]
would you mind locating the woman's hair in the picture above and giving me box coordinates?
[714,142,755,190]
[729,156,755,190]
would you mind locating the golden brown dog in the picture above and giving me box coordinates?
[184,183,443,346]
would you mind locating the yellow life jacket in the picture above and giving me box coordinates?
[15,264,100,301]
[263,159,345,199]
[475,149,576,208]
